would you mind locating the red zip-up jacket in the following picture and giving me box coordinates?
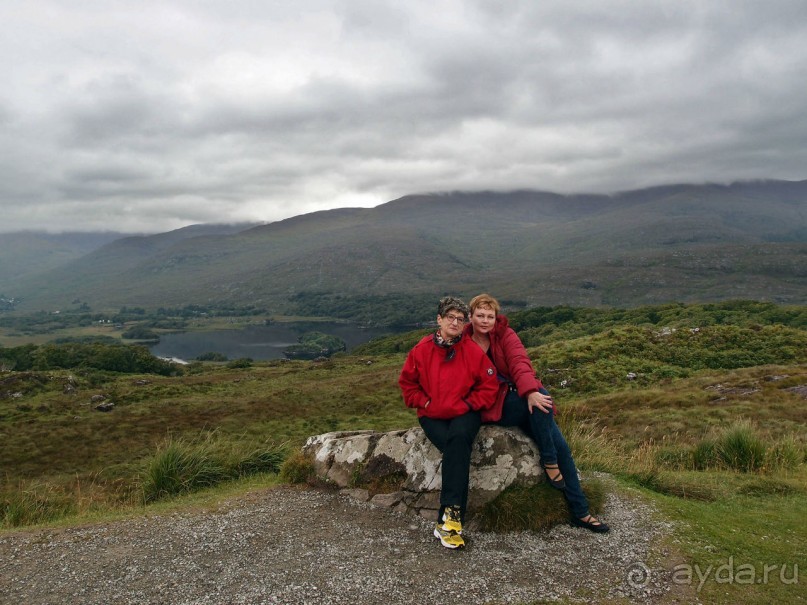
[399,334,499,420]
[464,315,545,422]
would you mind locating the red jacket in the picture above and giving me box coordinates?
[399,334,499,420]
[464,316,545,422]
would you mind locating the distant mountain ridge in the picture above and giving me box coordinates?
[0,231,129,287]
[0,223,258,300]
[3,180,806,313]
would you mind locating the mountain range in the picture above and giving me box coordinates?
[2,180,805,315]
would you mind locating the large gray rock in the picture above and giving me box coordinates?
[302,426,545,519]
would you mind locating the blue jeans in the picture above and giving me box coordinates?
[494,388,590,519]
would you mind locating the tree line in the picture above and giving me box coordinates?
[0,342,178,375]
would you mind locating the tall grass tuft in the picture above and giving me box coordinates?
[141,433,289,502]
[766,435,804,471]
[234,443,288,476]
[692,438,719,470]
[715,420,767,472]
[556,413,625,474]
[141,438,229,502]
[1,482,75,528]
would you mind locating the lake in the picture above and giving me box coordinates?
[148,322,400,363]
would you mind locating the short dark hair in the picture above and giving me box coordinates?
[437,296,469,318]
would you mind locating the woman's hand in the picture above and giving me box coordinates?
[526,391,554,414]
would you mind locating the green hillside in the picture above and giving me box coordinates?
[3,180,806,314]
[0,232,125,286]
[2,301,806,603]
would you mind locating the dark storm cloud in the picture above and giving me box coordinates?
[1,0,805,232]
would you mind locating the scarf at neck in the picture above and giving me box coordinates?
[434,330,462,348]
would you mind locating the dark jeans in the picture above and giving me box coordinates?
[419,410,481,523]
[494,388,590,519]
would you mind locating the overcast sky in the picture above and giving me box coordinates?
[1,1,806,233]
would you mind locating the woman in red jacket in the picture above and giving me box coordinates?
[399,296,499,548]
[465,293,609,533]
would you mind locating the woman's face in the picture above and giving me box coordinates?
[471,305,496,334]
[437,310,466,340]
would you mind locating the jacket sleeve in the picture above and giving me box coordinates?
[398,348,430,410]
[500,327,544,396]
[463,355,500,412]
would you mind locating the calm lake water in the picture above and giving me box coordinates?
[148,322,399,362]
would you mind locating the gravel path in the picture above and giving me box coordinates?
[0,481,696,605]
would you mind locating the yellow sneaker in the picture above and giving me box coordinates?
[433,505,465,548]
[442,505,463,534]
[433,523,465,549]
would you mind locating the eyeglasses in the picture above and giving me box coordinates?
[442,314,467,325]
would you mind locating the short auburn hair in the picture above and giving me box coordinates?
[469,293,501,315]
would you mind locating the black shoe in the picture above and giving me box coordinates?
[571,514,610,533]
[541,463,566,490]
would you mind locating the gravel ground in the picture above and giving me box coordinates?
[0,479,697,605]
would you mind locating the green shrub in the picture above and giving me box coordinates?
[121,326,159,340]
[20,342,178,375]
[352,328,431,355]
[226,357,253,369]
[196,352,228,362]
[279,452,316,484]
[185,361,206,374]
[141,438,229,502]
[477,479,607,532]
[528,322,807,395]
[283,332,347,360]
[715,420,767,472]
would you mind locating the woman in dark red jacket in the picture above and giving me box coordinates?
[465,293,609,533]
[399,296,499,548]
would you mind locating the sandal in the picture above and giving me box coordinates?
[571,514,610,533]
[541,463,566,490]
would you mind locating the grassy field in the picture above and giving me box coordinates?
[552,365,807,604]
[2,309,806,603]
[0,354,410,502]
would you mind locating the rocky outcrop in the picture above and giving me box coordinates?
[302,426,545,519]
